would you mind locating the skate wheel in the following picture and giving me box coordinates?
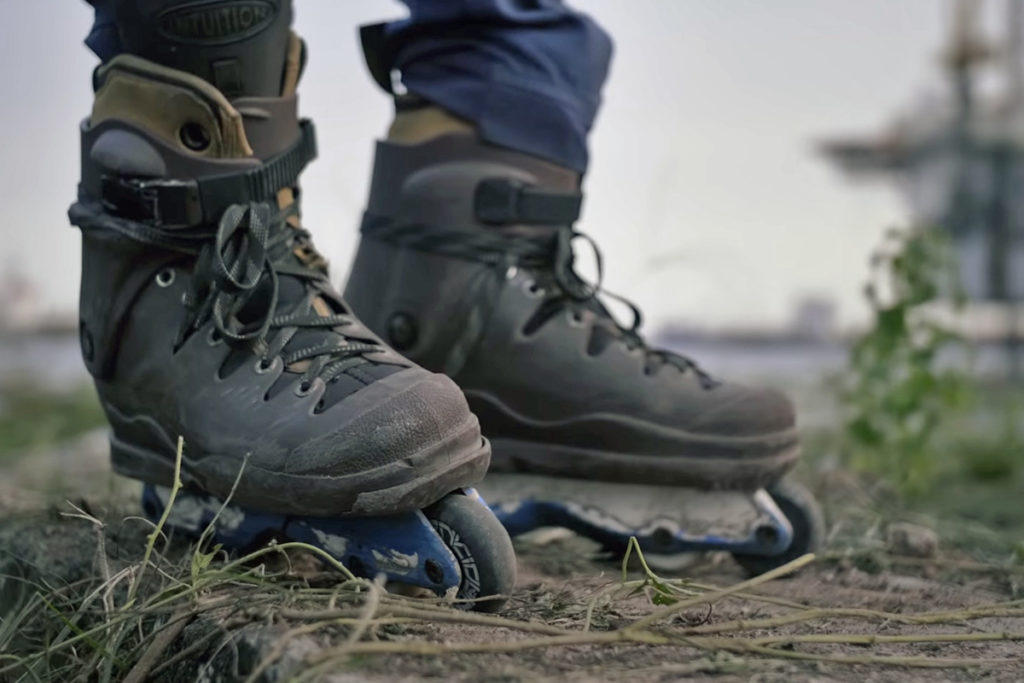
[731,479,824,577]
[424,492,517,612]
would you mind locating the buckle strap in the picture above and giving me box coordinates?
[474,178,582,226]
[101,119,318,228]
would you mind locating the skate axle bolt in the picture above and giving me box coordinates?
[424,559,445,585]
[755,524,779,546]
[651,526,675,548]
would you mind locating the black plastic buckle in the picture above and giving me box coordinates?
[100,176,203,228]
[475,178,583,226]
[475,178,524,224]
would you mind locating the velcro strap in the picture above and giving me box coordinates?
[101,119,318,228]
[474,178,582,226]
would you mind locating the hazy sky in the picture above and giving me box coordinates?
[0,1,955,331]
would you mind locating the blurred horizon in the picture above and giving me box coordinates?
[0,1,963,335]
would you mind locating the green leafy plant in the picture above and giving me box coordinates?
[843,227,972,496]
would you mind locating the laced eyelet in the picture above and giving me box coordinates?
[179,121,211,151]
[254,358,276,374]
[155,268,175,288]
[206,328,223,346]
[294,378,322,397]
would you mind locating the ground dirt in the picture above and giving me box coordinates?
[1,429,1022,682]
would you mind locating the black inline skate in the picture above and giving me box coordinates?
[71,1,514,610]
[344,99,822,574]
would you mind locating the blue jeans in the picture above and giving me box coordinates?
[85,1,612,172]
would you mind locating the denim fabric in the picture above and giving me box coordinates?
[84,0,612,171]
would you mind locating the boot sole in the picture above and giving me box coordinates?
[108,419,491,517]
[468,392,800,490]
[487,438,800,490]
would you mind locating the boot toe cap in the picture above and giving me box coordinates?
[285,367,482,478]
[685,383,797,439]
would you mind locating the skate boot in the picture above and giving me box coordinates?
[69,9,492,521]
[71,10,515,608]
[344,101,821,573]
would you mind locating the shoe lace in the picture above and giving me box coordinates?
[361,213,717,387]
[538,227,715,384]
[177,200,380,387]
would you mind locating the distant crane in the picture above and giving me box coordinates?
[820,0,1024,379]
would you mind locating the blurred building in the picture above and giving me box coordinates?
[0,266,41,332]
[789,296,838,342]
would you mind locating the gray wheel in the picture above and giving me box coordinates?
[424,492,517,612]
[732,479,824,577]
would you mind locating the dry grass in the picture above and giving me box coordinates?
[2,440,1023,681]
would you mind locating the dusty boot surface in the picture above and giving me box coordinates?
[345,105,799,490]
[70,18,488,516]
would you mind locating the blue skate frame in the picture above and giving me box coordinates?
[143,481,796,590]
[486,488,795,559]
[141,485,464,594]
